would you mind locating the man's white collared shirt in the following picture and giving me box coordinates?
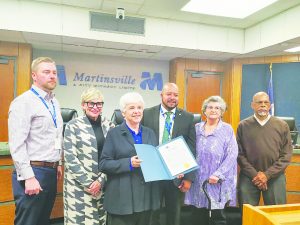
[159,105,176,144]
[254,114,271,126]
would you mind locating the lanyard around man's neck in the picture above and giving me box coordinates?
[31,88,57,128]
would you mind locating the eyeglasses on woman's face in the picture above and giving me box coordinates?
[206,105,221,111]
[85,101,104,108]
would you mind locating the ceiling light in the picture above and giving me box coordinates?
[284,46,300,53]
[181,0,278,19]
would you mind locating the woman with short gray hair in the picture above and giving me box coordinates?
[185,96,238,225]
[119,92,145,113]
[202,96,227,116]
[99,92,160,225]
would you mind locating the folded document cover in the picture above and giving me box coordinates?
[134,136,198,182]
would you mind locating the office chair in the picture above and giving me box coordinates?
[193,113,201,124]
[276,116,296,131]
[276,116,298,145]
[111,109,124,126]
[61,108,78,135]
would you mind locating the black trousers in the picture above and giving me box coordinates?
[191,206,226,225]
[12,166,57,225]
[107,211,151,225]
[150,180,183,225]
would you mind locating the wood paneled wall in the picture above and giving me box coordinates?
[169,58,186,108]
[0,41,32,96]
[224,55,300,131]
[170,54,300,132]
[222,59,243,132]
[0,42,32,142]
[0,155,64,225]
[171,55,300,205]
[169,58,224,109]
[286,154,300,204]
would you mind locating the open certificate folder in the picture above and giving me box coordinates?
[134,136,198,182]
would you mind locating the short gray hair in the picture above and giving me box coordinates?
[80,88,104,104]
[202,96,227,115]
[119,92,144,112]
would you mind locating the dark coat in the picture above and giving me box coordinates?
[141,104,196,181]
[99,122,160,215]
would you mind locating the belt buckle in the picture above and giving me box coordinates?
[52,162,57,169]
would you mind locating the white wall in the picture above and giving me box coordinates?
[245,4,300,52]
[2,0,300,54]
[33,49,169,119]
[1,0,243,54]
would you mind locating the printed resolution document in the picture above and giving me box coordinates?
[134,136,198,182]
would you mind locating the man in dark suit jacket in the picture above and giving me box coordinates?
[142,82,196,225]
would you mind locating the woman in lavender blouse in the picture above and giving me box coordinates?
[184,96,238,225]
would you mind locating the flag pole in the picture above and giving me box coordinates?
[268,63,274,115]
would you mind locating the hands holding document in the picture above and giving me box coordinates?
[131,156,142,168]
[135,136,198,182]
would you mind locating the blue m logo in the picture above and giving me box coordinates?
[140,72,163,91]
[56,65,67,86]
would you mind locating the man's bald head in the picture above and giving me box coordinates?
[161,83,179,111]
[252,92,269,102]
[162,83,178,94]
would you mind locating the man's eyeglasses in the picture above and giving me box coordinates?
[85,102,104,108]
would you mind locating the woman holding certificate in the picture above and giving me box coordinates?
[184,96,238,225]
[99,92,160,225]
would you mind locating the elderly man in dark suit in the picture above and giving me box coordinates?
[142,82,196,225]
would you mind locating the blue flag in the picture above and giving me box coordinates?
[267,63,274,115]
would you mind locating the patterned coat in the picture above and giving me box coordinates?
[63,115,114,225]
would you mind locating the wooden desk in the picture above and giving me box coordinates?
[243,203,300,225]
[286,150,300,203]
[0,150,15,225]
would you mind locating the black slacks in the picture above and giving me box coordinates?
[12,166,57,225]
[107,211,151,225]
[150,180,183,225]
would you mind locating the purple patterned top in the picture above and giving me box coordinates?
[184,120,238,209]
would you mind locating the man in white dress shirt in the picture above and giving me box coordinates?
[142,83,196,225]
[8,57,63,225]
